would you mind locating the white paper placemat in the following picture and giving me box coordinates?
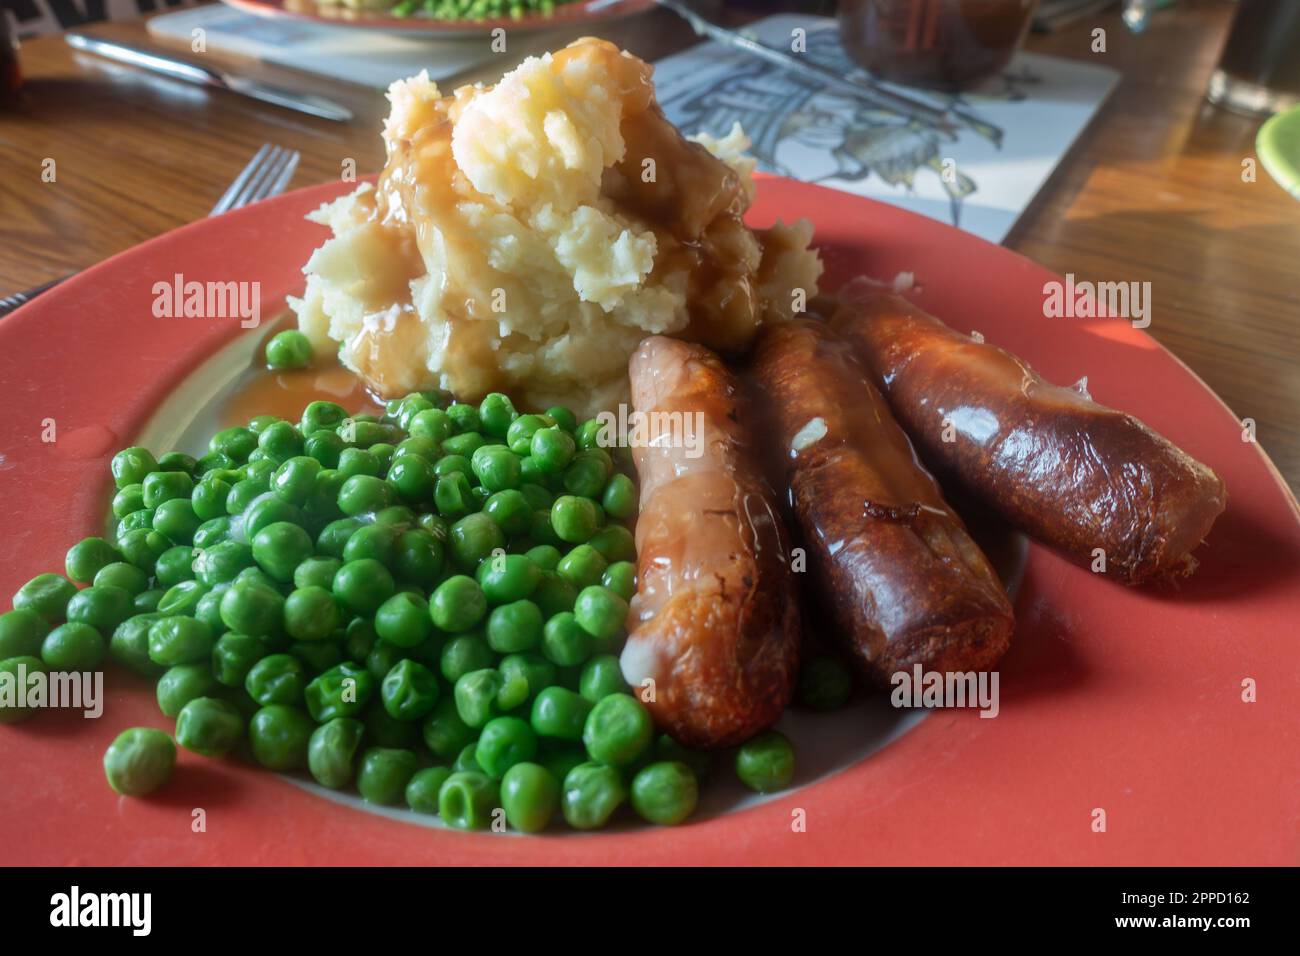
[654,15,1120,244]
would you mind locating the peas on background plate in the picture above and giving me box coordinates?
[103,727,175,796]
[735,731,796,794]
[264,330,314,370]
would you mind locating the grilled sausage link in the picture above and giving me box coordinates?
[753,319,1014,683]
[621,336,800,749]
[831,284,1227,584]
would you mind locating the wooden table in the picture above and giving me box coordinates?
[3,0,1297,490]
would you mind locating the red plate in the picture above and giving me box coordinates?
[221,0,656,36]
[1,176,1297,865]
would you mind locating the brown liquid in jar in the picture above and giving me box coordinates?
[838,0,1038,92]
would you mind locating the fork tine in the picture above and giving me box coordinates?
[242,146,291,206]
[264,150,300,201]
[210,143,273,216]
[228,145,286,212]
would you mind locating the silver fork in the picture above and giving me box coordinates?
[0,143,301,318]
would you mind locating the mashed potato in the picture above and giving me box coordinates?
[290,38,822,417]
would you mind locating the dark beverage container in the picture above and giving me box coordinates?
[838,0,1038,92]
[1208,0,1300,116]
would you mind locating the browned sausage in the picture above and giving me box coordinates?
[752,319,1014,684]
[621,335,800,749]
[831,284,1227,584]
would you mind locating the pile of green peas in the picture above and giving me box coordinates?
[4,386,819,830]
[390,0,561,24]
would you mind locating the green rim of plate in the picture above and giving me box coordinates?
[1257,104,1300,200]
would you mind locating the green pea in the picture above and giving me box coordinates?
[65,536,120,583]
[478,392,517,438]
[381,659,440,722]
[540,612,593,668]
[561,762,626,830]
[475,715,537,780]
[556,544,607,590]
[150,547,193,587]
[103,727,175,796]
[476,552,540,605]
[337,475,394,517]
[507,414,550,454]
[480,489,531,538]
[134,588,165,614]
[332,558,395,615]
[248,705,313,771]
[583,693,652,767]
[111,447,159,489]
[523,544,561,572]
[104,615,161,678]
[0,656,46,723]
[454,668,503,728]
[305,662,376,722]
[393,529,444,589]
[142,470,194,510]
[579,654,628,703]
[798,656,854,711]
[257,420,304,464]
[356,747,419,805]
[436,635,490,684]
[429,575,486,633]
[563,449,612,499]
[448,513,504,572]
[316,518,363,558]
[407,408,451,445]
[191,476,232,521]
[240,494,303,539]
[600,473,638,520]
[225,478,268,515]
[116,508,155,536]
[307,717,365,789]
[550,496,598,544]
[470,445,521,493]
[530,685,593,741]
[443,431,486,459]
[438,771,500,830]
[498,652,555,702]
[269,455,321,507]
[192,517,232,550]
[157,451,196,474]
[336,447,380,479]
[433,472,473,520]
[245,653,306,706]
[573,585,628,644]
[12,573,78,622]
[386,455,434,505]
[302,400,347,436]
[156,663,218,718]
[211,632,267,687]
[406,766,454,815]
[154,498,203,544]
[39,622,105,671]
[485,599,543,654]
[498,762,558,832]
[735,730,795,793]
[194,540,253,587]
[601,561,636,601]
[112,484,146,520]
[283,586,342,642]
[414,695,471,763]
[587,524,636,563]
[265,329,313,369]
[147,616,214,667]
[293,556,341,591]
[528,426,576,475]
[66,584,132,633]
[210,427,258,461]
[219,581,283,637]
[630,761,698,825]
[0,609,48,659]
[175,696,244,757]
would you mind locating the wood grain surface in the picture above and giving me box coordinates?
[1,0,1296,490]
